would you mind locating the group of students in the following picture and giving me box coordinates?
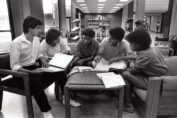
[9,15,169,118]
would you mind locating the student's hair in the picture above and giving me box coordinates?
[135,20,144,26]
[109,27,125,41]
[126,29,152,50]
[23,16,43,33]
[82,28,95,38]
[46,28,61,44]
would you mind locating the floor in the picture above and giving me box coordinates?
[0,83,177,118]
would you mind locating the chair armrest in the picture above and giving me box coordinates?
[145,77,162,117]
[0,69,30,94]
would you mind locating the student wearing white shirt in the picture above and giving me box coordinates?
[10,16,80,118]
[40,28,81,107]
[40,28,71,58]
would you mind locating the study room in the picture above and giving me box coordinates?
[0,0,177,118]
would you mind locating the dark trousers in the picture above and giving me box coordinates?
[15,65,67,112]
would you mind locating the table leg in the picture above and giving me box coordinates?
[64,86,70,118]
[117,87,124,118]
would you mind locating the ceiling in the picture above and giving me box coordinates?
[72,0,170,14]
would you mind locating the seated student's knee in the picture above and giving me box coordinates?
[122,71,132,80]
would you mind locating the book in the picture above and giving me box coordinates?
[95,58,127,71]
[41,53,74,72]
[71,26,80,32]
[97,72,125,88]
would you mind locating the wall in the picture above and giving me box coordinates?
[9,0,44,38]
[169,0,177,36]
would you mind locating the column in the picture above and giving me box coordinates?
[58,0,67,37]
[133,0,145,21]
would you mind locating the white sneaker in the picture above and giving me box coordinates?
[42,111,54,118]
[62,96,81,107]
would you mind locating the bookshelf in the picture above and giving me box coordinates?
[69,13,81,43]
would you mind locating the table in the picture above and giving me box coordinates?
[64,71,124,118]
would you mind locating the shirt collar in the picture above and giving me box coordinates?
[21,33,32,44]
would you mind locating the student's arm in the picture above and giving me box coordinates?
[60,37,71,54]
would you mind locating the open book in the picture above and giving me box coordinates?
[97,72,125,88]
[95,58,127,71]
[41,53,74,72]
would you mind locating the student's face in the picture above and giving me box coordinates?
[129,42,140,51]
[31,25,43,37]
[109,36,119,46]
[50,37,60,47]
[83,35,92,46]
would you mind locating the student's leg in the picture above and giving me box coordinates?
[28,74,52,112]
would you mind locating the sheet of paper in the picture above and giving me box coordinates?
[40,66,64,72]
[49,53,74,69]
[97,72,125,88]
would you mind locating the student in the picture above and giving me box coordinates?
[94,27,133,64]
[122,29,168,113]
[40,28,71,59]
[70,28,99,67]
[9,16,80,118]
[134,20,146,30]
[39,28,81,106]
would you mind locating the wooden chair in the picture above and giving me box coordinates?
[133,56,177,118]
[0,53,34,118]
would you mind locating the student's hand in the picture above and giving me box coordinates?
[94,56,101,63]
[40,57,49,68]
[108,57,119,64]
[31,68,44,75]
[77,59,85,66]
[60,50,70,54]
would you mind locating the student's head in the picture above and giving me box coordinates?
[46,28,61,47]
[23,16,43,36]
[82,28,95,46]
[109,27,125,46]
[135,20,145,29]
[126,29,151,51]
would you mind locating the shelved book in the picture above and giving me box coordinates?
[40,53,74,72]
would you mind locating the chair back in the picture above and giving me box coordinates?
[165,56,177,76]
[0,53,10,70]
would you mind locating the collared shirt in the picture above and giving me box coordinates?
[76,39,99,59]
[40,36,71,57]
[131,47,168,76]
[98,37,132,60]
[10,33,42,71]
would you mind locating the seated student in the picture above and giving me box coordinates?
[70,28,99,67]
[10,16,80,118]
[94,26,134,64]
[40,28,81,107]
[40,28,71,59]
[135,20,146,30]
[122,29,168,113]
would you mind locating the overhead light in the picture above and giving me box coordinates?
[116,3,123,6]
[79,4,87,6]
[113,6,119,9]
[98,4,104,6]
[82,7,88,9]
[76,0,84,2]
[98,6,103,8]
[120,0,128,1]
[98,0,107,2]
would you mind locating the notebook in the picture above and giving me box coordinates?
[97,72,125,88]
[41,53,74,72]
[95,58,127,71]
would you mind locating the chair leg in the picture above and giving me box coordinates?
[54,81,60,100]
[26,95,34,118]
[0,90,3,110]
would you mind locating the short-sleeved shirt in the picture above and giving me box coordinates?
[40,36,70,57]
[130,47,168,76]
[76,39,99,59]
[98,37,131,60]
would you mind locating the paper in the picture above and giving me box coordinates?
[40,66,64,72]
[97,72,125,88]
[49,53,74,69]
[95,58,127,71]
